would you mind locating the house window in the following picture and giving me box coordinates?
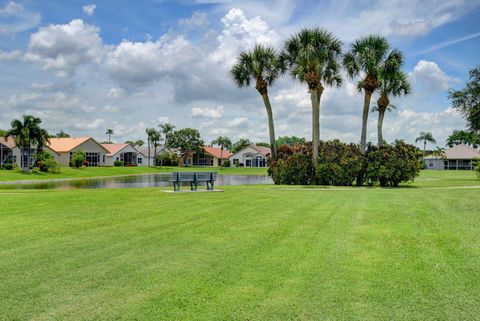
[103,155,106,163]
[137,157,142,164]
[233,158,239,164]
[116,157,119,161]
[429,161,433,167]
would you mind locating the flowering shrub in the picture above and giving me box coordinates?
[269,140,422,187]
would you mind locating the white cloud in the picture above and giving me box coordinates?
[0,1,41,35]
[191,106,224,119]
[0,49,22,61]
[24,19,103,77]
[178,11,209,28]
[102,105,118,112]
[157,116,170,123]
[209,8,279,66]
[107,87,124,99]
[82,4,96,16]
[75,118,105,130]
[104,35,198,89]
[228,117,249,128]
[409,60,453,91]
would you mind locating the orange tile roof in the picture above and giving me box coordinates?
[101,143,129,156]
[0,136,16,149]
[203,146,232,159]
[47,137,109,153]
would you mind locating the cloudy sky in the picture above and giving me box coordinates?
[0,0,479,148]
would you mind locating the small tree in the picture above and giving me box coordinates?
[231,138,252,154]
[211,136,232,167]
[71,150,85,168]
[105,128,114,143]
[169,128,204,166]
[415,132,436,155]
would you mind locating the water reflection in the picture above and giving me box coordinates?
[1,174,273,190]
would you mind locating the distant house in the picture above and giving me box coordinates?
[183,147,232,167]
[134,146,158,166]
[229,145,271,168]
[102,143,143,166]
[424,144,480,170]
[47,137,109,166]
[0,136,58,168]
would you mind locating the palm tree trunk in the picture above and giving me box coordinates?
[147,139,151,167]
[423,140,426,156]
[261,93,277,159]
[360,90,373,152]
[377,111,385,146]
[310,89,320,161]
[154,145,157,166]
[220,147,223,167]
[160,138,167,167]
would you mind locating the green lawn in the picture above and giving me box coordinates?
[0,166,268,182]
[1,171,479,320]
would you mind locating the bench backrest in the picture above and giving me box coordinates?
[170,172,217,181]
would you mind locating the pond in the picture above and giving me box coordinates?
[0,173,273,190]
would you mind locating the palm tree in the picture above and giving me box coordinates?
[281,28,343,161]
[105,128,114,143]
[231,44,281,159]
[372,62,411,146]
[159,123,175,167]
[145,128,155,167]
[415,132,436,155]
[135,140,144,147]
[343,35,402,151]
[6,115,49,172]
[150,130,161,166]
[211,136,232,167]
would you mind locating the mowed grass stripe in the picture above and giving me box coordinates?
[1,186,479,320]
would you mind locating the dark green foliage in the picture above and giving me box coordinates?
[1,164,14,170]
[475,160,480,179]
[268,144,313,185]
[255,142,270,147]
[35,151,60,173]
[231,138,252,154]
[114,161,124,167]
[222,160,230,168]
[155,152,178,166]
[276,136,306,147]
[269,140,421,187]
[71,150,85,168]
[449,65,480,133]
[364,142,422,187]
[315,140,365,186]
[446,129,480,148]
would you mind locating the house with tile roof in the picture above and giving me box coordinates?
[183,146,232,167]
[101,143,143,166]
[0,136,59,168]
[229,145,271,168]
[47,137,110,166]
[424,144,480,170]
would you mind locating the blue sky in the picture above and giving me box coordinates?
[1,0,479,147]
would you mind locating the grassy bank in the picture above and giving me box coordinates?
[0,166,268,182]
[1,171,479,320]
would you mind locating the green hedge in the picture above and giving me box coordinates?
[268,140,422,187]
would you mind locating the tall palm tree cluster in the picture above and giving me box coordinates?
[145,123,176,167]
[231,29,411,162]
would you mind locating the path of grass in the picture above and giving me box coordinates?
[0,166,268,182]
[1,172,479,320]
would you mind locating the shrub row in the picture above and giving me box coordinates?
[269,140,422,187]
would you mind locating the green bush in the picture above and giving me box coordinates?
[221,160,230,167]
[71,150,85,168]
[37,158,60,173]
[268,140,421,187]
[114,161,124,167]
[315,140,365,186]
[364,142,422,187]
[269,143,313,185]
[1,164,14,170]
[475,160,480,178]
[156,152,179,166]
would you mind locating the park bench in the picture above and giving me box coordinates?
[169,172,217,191]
